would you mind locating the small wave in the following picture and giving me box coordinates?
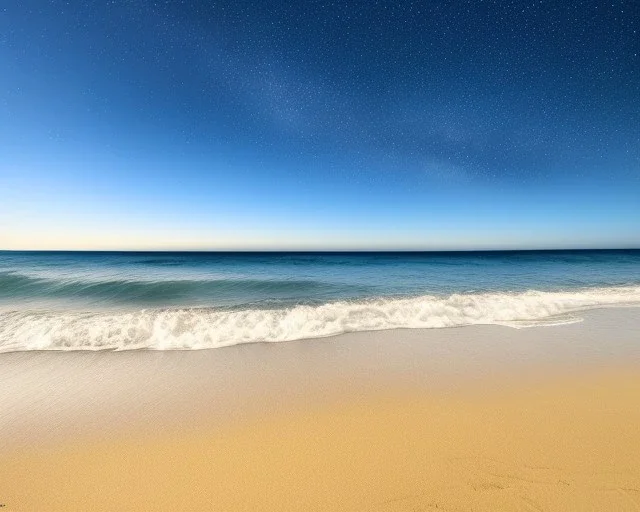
[0,285,639,352]
[0,272,47,293]
[134,258,186,266]
[0,271,345,304]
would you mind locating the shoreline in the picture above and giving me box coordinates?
[1,307,639,448]
[1,307,640,510]
[3,285,639,352]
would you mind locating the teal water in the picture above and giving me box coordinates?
[0,250,639,351]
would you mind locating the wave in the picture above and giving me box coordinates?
[1,285,639,352]
[0,271,348,304]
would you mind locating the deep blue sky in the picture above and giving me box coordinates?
[1,0,638,249]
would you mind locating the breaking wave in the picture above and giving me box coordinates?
[1,285,639,352]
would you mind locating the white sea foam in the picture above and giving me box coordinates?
[0,286,639,352]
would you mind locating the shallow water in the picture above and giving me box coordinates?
[1,250,639,351]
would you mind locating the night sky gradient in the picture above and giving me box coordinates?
[1,0,639,249]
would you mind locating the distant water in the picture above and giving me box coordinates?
[0,250,639,352]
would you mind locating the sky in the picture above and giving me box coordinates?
[1,0,638,250]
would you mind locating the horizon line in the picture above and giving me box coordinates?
[1,247,639,254]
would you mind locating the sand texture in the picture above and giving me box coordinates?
[2,368,640,511]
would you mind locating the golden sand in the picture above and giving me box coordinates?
[2,368,639,511]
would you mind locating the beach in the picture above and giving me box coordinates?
[3,0,639,506]
[1,307,639,511]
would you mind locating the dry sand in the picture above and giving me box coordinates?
[1,308,639,511]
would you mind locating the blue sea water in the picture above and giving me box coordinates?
[0,250,639,352]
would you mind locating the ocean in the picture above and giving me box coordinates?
[0,250,639,352]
